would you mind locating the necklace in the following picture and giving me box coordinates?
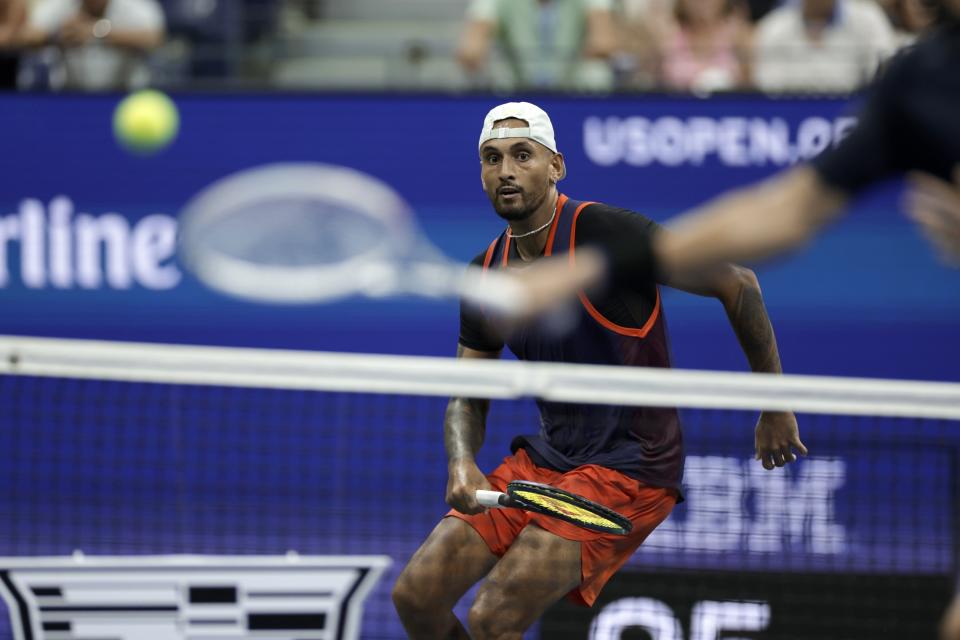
[507,208,556,239]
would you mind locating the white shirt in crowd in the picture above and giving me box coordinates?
[465,0,615,90]
[753,0,896,92]
[29,0,164,90]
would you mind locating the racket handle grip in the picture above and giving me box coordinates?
[475,490,510,508]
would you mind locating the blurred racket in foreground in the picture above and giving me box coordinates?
[178,163,525,312]
[476,481,633,535]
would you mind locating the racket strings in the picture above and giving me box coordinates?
[512,489,623,530]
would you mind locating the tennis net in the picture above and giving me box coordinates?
[1,335,958,640]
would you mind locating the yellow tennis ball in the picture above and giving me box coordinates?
[113,89,180,154]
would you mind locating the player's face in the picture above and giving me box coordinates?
[480,119,560,222]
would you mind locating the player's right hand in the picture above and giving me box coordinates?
[446,458,492,515]
[755,411,807,470]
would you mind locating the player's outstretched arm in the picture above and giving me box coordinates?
[445,344,501,515]
[665,262,807,470]
[657,165,848,276]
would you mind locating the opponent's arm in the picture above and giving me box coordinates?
[445,343,501,514]
[470,171,844,322]
[657,165,847,276]
[666,262,807,469]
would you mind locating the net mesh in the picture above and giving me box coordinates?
[0,337,957,640]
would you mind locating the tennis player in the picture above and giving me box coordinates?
[391,102,803,640]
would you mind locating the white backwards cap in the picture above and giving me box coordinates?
[478,101,564,179]
[478,101,559,154]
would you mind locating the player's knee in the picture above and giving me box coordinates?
[468,587,520,639]
[391,566,432,620]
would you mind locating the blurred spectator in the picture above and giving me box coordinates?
[753,0,896,92]
[160,0,279,79]
[0,0,26,88]
[288,0,323,21]
[741,0,780,22]
[646,0,753,92]
[880,0,936,45]
[457,0,618,91]
[19,0,165,90]
[619,0,675,88]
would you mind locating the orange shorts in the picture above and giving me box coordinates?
[445,448,677,606]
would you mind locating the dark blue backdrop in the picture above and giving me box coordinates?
[0,93,957,381]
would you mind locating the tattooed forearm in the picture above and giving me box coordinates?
[444,397,489,461]
[444,344,492,461]
[727,276,783,374]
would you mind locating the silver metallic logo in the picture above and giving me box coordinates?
[0,554,390,640]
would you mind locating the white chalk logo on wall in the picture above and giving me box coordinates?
[583,115,859,167]
[0,196,180,290]
[640,456,847,555]
[0,554,390,640]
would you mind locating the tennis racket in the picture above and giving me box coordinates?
[177,162,524,312]
[476,480,633,536]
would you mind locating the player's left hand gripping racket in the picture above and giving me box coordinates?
[476,481,633,535]
[177,163,524,312]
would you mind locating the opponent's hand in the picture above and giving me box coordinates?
[906,167,960,268]
[755,411,807,470]
[446,458,492,515]
[468,249,607,333]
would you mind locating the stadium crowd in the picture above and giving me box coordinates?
[458,0,933,92]
[0,0,936,92]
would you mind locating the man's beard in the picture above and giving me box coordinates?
[489,186,548,222]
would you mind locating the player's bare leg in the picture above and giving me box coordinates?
[393,517,497,639]
[467,524,581,640]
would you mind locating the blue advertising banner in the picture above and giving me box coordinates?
[0,93,956,380]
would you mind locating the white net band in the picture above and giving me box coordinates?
[2,334,958,420]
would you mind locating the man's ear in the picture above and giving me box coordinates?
[550,153,566,184]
